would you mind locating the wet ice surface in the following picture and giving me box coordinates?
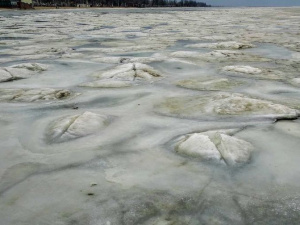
[0,7,300,225]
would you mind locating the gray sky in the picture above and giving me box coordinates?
[205,0,300,7]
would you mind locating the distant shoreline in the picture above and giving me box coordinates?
[1,6,212,11]
[1,6,300,11]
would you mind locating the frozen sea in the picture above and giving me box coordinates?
[0,7,300,225]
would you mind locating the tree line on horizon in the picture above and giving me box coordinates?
[33,0,211,7]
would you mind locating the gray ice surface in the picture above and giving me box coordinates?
[0,7,300,225]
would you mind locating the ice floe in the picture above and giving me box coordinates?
[47,111,110,143]
[0,63,48,82]
[80,63,162,88]
[186,41,254,50]
[156,92,299,119]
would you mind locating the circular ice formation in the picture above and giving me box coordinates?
[80,63,162,88]
[47,111,110,143]
[0,88,72,102]
[155,92,299,119]
[176,78,244,91]
[223,65,262,74]
[176,131,253,166]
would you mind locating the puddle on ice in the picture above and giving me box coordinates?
[0,7,300,225]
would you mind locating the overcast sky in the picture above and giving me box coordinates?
[205,0,300,7]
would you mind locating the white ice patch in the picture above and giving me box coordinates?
[176,133,222,161]
[176,130,253,166]
[223,65,262,74]
[0,88,72,102]
[216,133,253,166]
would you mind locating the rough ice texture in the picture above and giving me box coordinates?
[0,67,30,82]
[0,88,72,102]
[47,111,109,143]
[176,130,253,166]
[10,63,48,72]
[156,92,299,119]
[186,41,254,50]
